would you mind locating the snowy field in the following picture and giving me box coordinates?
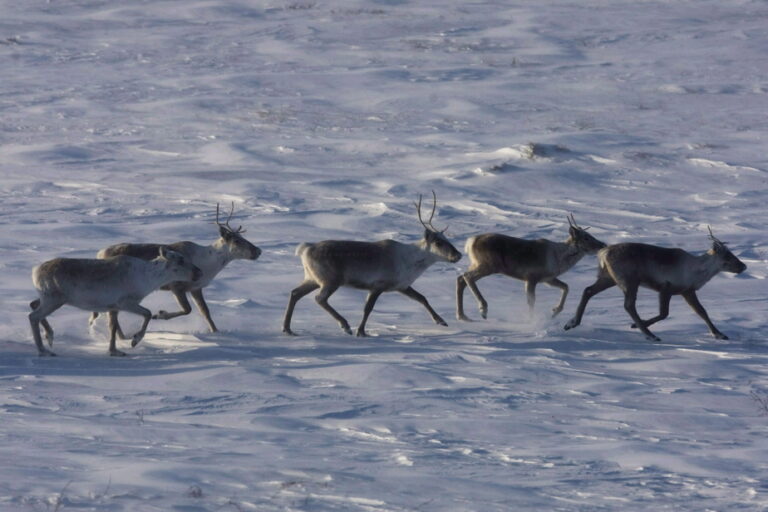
[2,0,768,510]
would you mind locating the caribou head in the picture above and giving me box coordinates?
[416,191,462,263]
[216,202,262,260]
[567,213,606,254]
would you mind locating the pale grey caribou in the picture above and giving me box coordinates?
[283,192,462,337]
[30,248,201,356]
[92,203,261,336]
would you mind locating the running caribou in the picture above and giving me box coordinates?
[282,192,462,337]
[29,248,201,356]
[456,215,606,321]
[92,203,261,337]
[563,228,746,341]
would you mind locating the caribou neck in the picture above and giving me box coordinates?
[691,251,728,290]
[414,238,442,264]
[207,238,235,267]
[146,259,179,289]
[554,239,586,275]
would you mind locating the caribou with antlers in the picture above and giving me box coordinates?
[457,215,606,321]
[92,203,261,335]
[564,227,746,341]
[282,191,462,337]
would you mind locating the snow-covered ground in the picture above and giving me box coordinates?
[2,0,768,510]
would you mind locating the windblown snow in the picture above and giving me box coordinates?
[1,0,767,510]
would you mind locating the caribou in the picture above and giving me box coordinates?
[282,192,462,337]
[91,203,261,336]
[29,248,201,356]
[564,228,746,341]
[456,215,606,321]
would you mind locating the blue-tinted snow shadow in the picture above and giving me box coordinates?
[3,315,764,380]
[0,329,447,379]
[456,319,768,356]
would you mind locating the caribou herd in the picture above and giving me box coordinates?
[28,197,747,356]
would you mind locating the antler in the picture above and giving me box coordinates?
[216,202,245,234]
[708,225,726,246]
[568,213,581,229]
[567,213,590,231]
[415,190,442,232]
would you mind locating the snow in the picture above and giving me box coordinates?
[2,0,768,510]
